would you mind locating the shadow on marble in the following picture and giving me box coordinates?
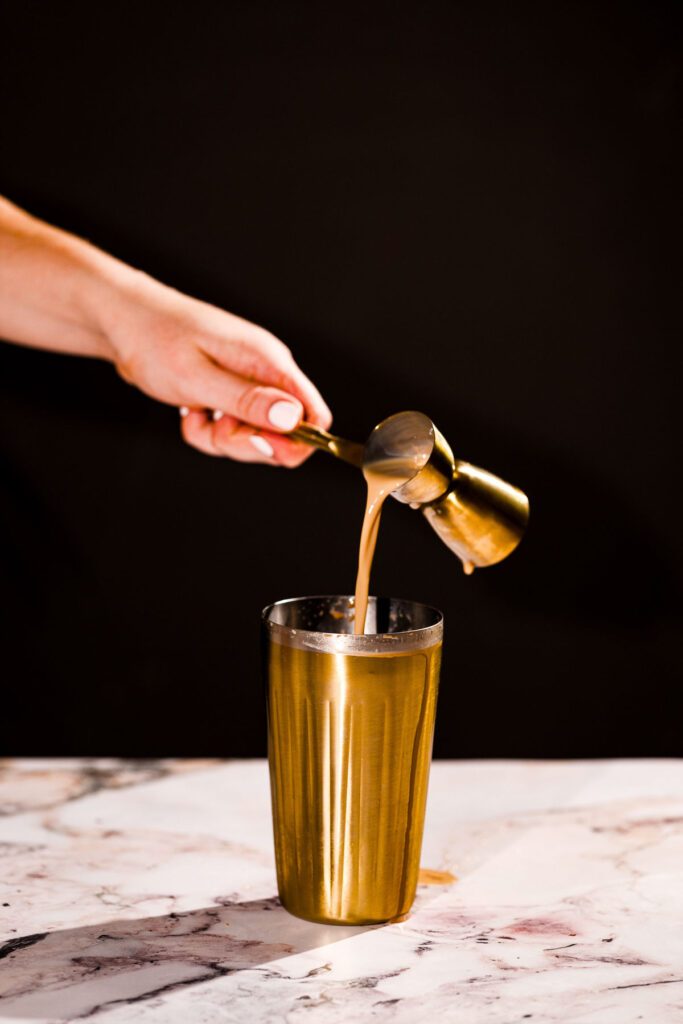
[0,896,377,1020]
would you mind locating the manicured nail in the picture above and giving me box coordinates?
[212,410,224,422]
[267,400,300,432]
[249,435,274,458]
[179,406,189,417]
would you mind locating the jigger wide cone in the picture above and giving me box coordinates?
[422,460,530,569]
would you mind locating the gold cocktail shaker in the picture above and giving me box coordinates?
[291,411,529,572]
[263,595,443,926]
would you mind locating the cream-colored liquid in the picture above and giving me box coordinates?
[353,456,423,634]
[417,868,457,885]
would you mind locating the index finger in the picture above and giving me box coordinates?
[207,330,333,430]
[275,357,333,431]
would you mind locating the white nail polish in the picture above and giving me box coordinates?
[268,400,300,431]
[212,410,224,422]
[249,435,275,458]
[179,406,189,417]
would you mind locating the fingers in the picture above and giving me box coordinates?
[203,329,333,430]
[270,357,333,431]
[179,409,220,456]
[175,311,332,463]
[179,408,314,467]
[185,360,311,437]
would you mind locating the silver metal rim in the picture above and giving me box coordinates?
[262,595,443,654]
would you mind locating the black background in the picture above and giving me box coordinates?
[1,2,681,757]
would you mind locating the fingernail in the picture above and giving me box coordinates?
[249,435,274,458]
[212,410,224,422]
[179,406,189,417]
[268,400,301,431]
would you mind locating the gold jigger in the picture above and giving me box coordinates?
[263,595,443,925]
[290,411,530,572]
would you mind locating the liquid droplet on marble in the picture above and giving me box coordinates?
[418,868,458,885]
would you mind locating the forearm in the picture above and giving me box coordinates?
[0,196,140,360]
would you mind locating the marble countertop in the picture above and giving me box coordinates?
[1,758,682,1023]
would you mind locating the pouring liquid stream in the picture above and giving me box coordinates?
[353,455,426,634]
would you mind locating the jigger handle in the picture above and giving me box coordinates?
[289,422,365,468]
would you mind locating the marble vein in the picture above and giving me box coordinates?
[0,758,681,1023]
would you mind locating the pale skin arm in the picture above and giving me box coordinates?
[0,196,331,465]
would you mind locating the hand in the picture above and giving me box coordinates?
[102,274,332,467]
[0,195,331,467]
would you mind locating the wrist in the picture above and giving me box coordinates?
[73,244,159,365]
